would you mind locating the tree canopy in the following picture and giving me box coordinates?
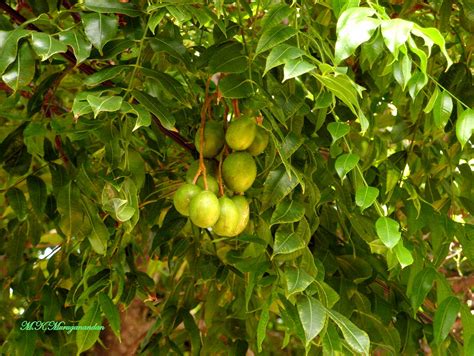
[0,0,473,355]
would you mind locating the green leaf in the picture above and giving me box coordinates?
[27,176,47,215]
[57,182,90,237]
[411,25,453,68]
[322,322,343,355]
[393,240,413,268]
[285,267,314,296]
[181,309,202,356]
[59,29,92,64]
[433,296,460,345]
[257,300,270,352]
[86,95,123,118]
[209,42,247,74]
[456,108,474,149]
[279,295,306,343]
[380,19,414,55]
[375,217,401,249]
[140,67,190,107]
[261,4,293,29]
[270,200,305,226]
[82,201,108,255]
[316,73,362,117]
[273,218,309,256]
[132,89,176,130]
[297,295,326,346]
[326,308,370,355]
[82,13,118,54]
[327,122,350,142]
[84,0,142,17]
[76,302,102,354]
[335,153,359,179]
[98,292,121,340]
[256,24,298,55]
[423,87,439,114]
[407,71,428,100]
[355,186,379,211]
[121,102,152,132]
[261,168,299,211]
[6,188,28,221]
[335,7,379,62]
[433,90,453,129]
[219,74,255,98]
[331,0,360,18]
[0,29,30,76]
[31,32,68,61]
[84,65,129,86]
[283,59,315,81]
[2,42,35,91]
[393,53,412,90]
[264,44,305,75]
[410,267,437,312]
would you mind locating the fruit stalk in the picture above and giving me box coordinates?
[217,103,230,196]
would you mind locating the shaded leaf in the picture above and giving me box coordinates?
[27,176,47,215]
[219,74,254,98]
[273,218,309,256]
[433,296,460,345]
[84,0,142,17]
[261,4,293,29]
[6,188,28,221]
[410,267,437,312]
[132,89,175,130]
[261,168,300,211]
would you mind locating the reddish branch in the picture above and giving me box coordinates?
[0,0,196,154]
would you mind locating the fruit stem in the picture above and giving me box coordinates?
[232,99,240,118]
[217,103,230,197]
[195,77,213,190]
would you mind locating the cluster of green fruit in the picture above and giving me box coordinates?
[173,116,269,237]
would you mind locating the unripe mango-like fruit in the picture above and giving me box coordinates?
[230,195,250,236]
[222,152,257,193]
[173,183,202,216]
[189,191,220,228]
[247,126,269,156]
[195,121,225,158]
[225,117,257,151]
[212,196,239,237]
[196,175,219,194]
[186,160,217,183]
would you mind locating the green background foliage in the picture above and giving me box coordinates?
[0,0,473,354]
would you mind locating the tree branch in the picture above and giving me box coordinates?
[0,0,196,154]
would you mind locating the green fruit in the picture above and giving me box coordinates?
[222,152,257,193]
[195,121,225,158]
[225,117,257,151]
[186,160,217,183]
[173,183,202,216]
[212,196,239,237]
[196,175,219,194]
[230,196,249,236]
[189,191,220,228]
[247,126,269,156]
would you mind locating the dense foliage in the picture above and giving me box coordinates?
[0,0,473,354]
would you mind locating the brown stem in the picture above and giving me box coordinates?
[232,99,240,118]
